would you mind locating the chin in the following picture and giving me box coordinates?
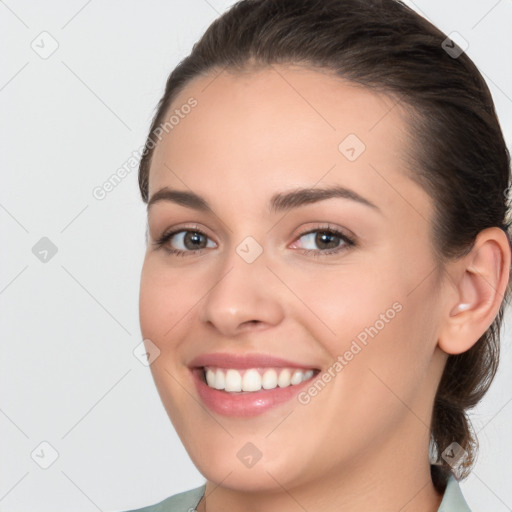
[188,442,311,493]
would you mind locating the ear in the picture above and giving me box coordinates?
[438,227,511,355]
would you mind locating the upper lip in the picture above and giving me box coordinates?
[189,352,319,370]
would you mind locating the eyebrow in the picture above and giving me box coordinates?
[147,185,379,214]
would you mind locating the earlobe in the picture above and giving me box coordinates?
[439,227,511,355]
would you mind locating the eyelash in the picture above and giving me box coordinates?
[153,223,356,258]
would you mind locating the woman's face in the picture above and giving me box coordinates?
[139,65,449,491]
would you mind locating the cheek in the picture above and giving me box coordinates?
[286,261,437,399]
[279,263,400,355]
[139,261,199,420]
[333,282,441,433]
[139,257,197,342]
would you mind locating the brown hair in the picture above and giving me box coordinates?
[138,0,511,492]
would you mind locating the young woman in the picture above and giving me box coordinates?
[129,0,511,510]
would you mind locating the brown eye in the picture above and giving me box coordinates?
[314,231,342,250]
[154,228,216,256]
[181,231,209,250]
[295,228,354,254]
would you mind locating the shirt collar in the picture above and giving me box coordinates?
[437,475,472,511]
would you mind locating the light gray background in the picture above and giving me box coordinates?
[1,1,511,511]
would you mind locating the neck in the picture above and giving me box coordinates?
[199,422,443,512]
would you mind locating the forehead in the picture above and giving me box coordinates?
[148,64,428,221]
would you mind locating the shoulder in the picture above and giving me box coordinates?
[122,484,206,512]
[437,475,472,512]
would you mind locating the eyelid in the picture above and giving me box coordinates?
[291,222,355,244]
[156,223,215,242]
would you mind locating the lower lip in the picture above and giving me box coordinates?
[191,369,315,417]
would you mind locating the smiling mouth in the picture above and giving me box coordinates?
[201,366,320,393]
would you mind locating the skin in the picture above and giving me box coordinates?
[139,64,510,512]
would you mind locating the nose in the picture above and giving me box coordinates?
[199,246,285,337]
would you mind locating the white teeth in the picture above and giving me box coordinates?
[261,369,278,389]
[214,368,225,390]
[290,370,304,385]
[206,368,216,387]
[242,369,262,392]
[303,369,314,380]
[225,369,242,392]
[277,368,291,387]
[203,367,316,392]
